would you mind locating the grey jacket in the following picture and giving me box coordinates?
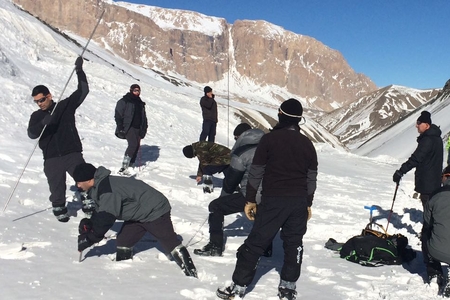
[87,166,171,238]
[222,129,264,202]
[424,178,450,264]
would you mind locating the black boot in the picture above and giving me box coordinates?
[116,247,133,261]
[171,245,198,278]
[52,204,70,222]
[193,241,223,257]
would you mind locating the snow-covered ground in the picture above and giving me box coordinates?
[1,1,449,299]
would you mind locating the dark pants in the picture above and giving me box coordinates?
[208,193,248,246]
[44,152,85,207]
[199,120,217,143]
[202,165,229,176]
[125,127,141,165]
[232,196,308,286]
[116,212,181,253]
[420,194,443,277]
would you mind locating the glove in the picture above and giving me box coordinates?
[78,233,94,252]
[75,56,83,72]
[393,170,403,184]
[117,129,126,139]
[244,202,257,221]
[78,218,93,234]
[81,198,96,217]
[41,114,52,126]
[307,207,312,221]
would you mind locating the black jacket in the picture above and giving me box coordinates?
[246,123,318,203]
[199,94,217,123]
[27,70,89,159]
[399,124,443,194]
[114,93,148,139]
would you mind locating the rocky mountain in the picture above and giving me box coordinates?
[318,85,440,149]
[13,0,376,112]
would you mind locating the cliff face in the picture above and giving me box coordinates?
[13,0,377,111]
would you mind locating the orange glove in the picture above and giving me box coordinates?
[244,202,257,221]
[307,207,312,221]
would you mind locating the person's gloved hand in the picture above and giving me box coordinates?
[78,218,92,234]
[307,207,312,221]
[117,129,126,139]
[75,56,83,72]
[244,202,257,221]
[41,114,52,126]
[393,170,403,184]
[78,218,94,252]
[81,198,96,217]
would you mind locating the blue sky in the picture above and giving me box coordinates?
[129,1,449,90]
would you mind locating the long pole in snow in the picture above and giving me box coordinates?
[3,9,105,213]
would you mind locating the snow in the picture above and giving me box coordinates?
[1,1,450,299]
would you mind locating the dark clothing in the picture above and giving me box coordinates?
[199,94,217,142]
[27,70,89,159]
[85,166,173,247]
[246,124,318,202]
[208,193,248,246]
[125,127,141,165]
[423,180,450,267]
[399,124,443,195]
[232,196,308,286]
[116,212,181,253]
[44,152,85,207]
[199,119,217,142]
[231,122,317,288]
[114,92,148,139]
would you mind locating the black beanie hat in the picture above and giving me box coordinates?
[73,163,97,182]
[417,111,432,125]
[182,145,195,158]
[130,84,141,91]
[278,98,303,124]
[204,86,212,94]
[233,123,252,137]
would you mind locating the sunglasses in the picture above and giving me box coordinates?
[133,89,141,93]
[34,95,47,104]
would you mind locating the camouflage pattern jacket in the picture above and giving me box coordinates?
[191,141,231,177]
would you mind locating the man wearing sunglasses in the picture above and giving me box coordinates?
[27,56,89,222]
[393,110,443,283]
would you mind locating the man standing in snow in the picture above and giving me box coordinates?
[199,86,217,142]
[423,166,450,296]
[217,99,318,300]
[194,123,269,257]
[393,110,443,282]
[114,84,148,175]
[446,135,450,166]
[73,163,197,278]
[27,56,89,223]
[182,141,230,193]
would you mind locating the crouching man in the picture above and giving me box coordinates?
[73,163,197,277]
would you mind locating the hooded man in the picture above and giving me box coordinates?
[217,99,318,300]
[73,163,197,278]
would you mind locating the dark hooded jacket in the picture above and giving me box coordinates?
[199,94,217,123]
[114,92,148,139]
[399,124,443,194]
[27,70,89,159]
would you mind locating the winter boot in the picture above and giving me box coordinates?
[202,175,213,193]
[80,192,96,218]
[170,245,198,278]
[278,280,297,300]
[116,247,133,261]
[52,204,70,222]
[216,283,246,299]
[118,155,131,175]
[193,241,223,257]
[443,279,450,298]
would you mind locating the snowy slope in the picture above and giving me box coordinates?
[0,1,449,299]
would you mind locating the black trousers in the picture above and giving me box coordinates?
[125,127,141,165]
[116,212,181,253]
[232,196,308,286]
[208,193,248,246]
[44,152,85,207]
[199,119,217,143]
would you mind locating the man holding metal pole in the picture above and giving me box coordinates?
[27,57,89,222]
